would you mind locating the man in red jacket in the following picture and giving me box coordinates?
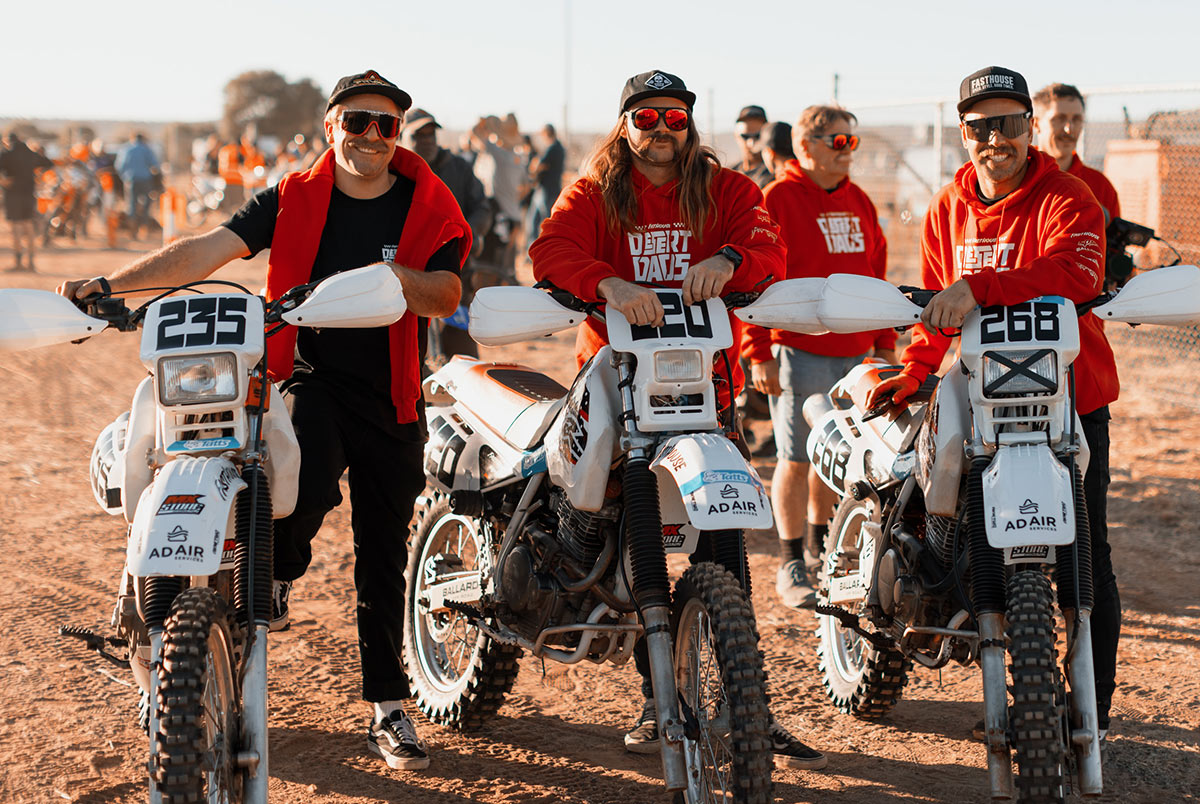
[531,69,827,770]
[1032,82,1120,225]
[59,69,468,771]
[869,65,1122,741]
[744,105,896,609]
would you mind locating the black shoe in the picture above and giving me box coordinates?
[624,698,659,754]
[769,717,827,770]
[368,708,430,770]
[270,580,291,632]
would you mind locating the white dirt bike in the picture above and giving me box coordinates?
[0,264,407,803]
[405,281,789,803]
[734,266,1200,802]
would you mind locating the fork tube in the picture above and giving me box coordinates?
[1065,611,1103,796]
[241,624,269,803]
[147,631,164,804]
[616,354,686,792]
[978,612,1014,799]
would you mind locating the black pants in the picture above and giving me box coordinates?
[274,384,427,702]
[1080,406,1120,730]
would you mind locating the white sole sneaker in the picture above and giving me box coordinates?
[368,739,431,770]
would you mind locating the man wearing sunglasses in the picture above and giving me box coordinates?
[531,68,827,771]
[58,69,471,772]
[734,104,773,189]
[867,66,1122,744]
[742,105,895,611]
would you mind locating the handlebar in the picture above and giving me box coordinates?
[896,285,1114,319]
[532,279,762,318]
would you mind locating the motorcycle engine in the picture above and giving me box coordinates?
[498,489,619,643]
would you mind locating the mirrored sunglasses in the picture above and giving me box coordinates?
[814,133,860,151]
[961,111,1031,142]
[338,109,402,139]
[628,107,691,132]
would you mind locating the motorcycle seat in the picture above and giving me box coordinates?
[449,361,568,450]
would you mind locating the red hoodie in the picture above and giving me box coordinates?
[1066,153,1120,224]
[530,165,783,391]
[743,161,896,363]
[902,147,1117,415]
[265,147,470,423]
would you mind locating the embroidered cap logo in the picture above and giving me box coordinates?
[645,73,673,91]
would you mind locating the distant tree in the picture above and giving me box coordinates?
[221,70,325,143]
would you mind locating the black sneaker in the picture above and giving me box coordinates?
[368,708,430,770]
[769,718,827,770]
[624,698,659,754]
[270,580,291,632]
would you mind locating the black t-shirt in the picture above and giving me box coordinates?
[222,173,461,434]
[0,142,54,196]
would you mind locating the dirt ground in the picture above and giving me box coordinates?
[0,225,1197,804]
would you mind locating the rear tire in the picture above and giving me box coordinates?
[154,586,242,803]
[1007,569,1067,803]
[402,491,522,731]
[816,496,911,718]
[672,562,771,804]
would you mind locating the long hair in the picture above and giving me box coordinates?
[583,113,720,236]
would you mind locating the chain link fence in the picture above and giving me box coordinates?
[844,87,1200,411]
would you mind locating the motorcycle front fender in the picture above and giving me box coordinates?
[982,443,1075,548]
[127,456,247,577]
[651,433,773,532]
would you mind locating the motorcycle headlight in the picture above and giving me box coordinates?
[982,350,1057,397]
[158,352,239,405]
[654,349,704,383]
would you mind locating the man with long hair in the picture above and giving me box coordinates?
[531,69,827,770]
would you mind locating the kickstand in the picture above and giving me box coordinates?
[59,625,130,669]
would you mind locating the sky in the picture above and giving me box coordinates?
[3,0,1199,135]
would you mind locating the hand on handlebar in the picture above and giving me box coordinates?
[56,277,107,303]
[864,371,920,419]
[597,277,664,326]
[681,254,735,306]
[920,278,977,330]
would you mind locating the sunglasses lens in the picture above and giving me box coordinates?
[964,114,1028,142]
[340,110,372,135]
[376,115,400,138]
[664,109,689,131]
[848,135,860,151]
[1001,114,1029,139]
[632,108,659,130]
[832,134,848,150]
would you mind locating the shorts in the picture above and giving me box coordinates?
[4,192,35,222]
[768,345,867,463]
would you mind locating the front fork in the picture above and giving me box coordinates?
[615,354,688,792]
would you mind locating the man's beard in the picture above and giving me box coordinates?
[629,134,681,165]
[976,144,1024,183]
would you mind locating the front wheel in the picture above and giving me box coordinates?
[154,586,242,803]
[816,496,911,718]
[1007,569,1068,803]
[402,491,522,731]
[672,562,771,804]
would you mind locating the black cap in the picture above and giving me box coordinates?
[761,121,794,157]
[737,105,767,123]
[958,66,1032,115]
[619,70,696,114]
[403,108,441,132]
[326,69,412,113]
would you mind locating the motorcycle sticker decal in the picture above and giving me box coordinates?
[679,469,760,495]
[155,296,248,350]
[166,525,188,542]
[147,544,206,561]
[166,437,241,454]
[662,524,686,549]
[215,465,241,501]
[720,483,739,499]
[978,299,1064,345]
[157,494,205,515]
[519,448,548,477]
[560,386,590,465]
[629,291,714,341]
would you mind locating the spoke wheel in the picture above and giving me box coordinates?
[1008,569,1068,803]
[816,496,910,718]
[154,586,242,803]
[403,491,522,731]
[673,562,771,804]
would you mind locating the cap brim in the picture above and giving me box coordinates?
[622,88,697,113]
[327,85,413,113]
[957,91,1032,116]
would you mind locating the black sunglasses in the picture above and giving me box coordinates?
[961,111,1031,142]
[628,107,691,132]
[338,109,402,139]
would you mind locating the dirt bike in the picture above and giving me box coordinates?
[734,267,1200,802]
[405,282,784,803]
[0,264,408,803]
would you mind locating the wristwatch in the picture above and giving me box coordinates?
[718,245,743,270]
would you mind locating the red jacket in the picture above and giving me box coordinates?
[744,162,896,363]
[903,147,1118,415]
[265,147,470,423]
[1067,153,1120,225]
[530,165,783,391]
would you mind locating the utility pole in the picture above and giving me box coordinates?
[833,72,840,103]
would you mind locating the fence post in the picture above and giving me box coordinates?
[934,101,945,191]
